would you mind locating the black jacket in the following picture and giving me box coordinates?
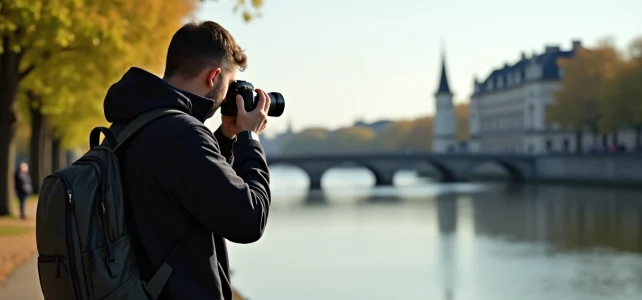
[14,169,32,196]
[103,67,271,300]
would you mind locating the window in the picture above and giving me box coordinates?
[529,103,535,129]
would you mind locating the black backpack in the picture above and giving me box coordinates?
[35,108,192,299]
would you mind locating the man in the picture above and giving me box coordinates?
[14,162,32,220]
[103,21,271,299]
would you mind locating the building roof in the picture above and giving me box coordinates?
[436,53,452,95]
[473,41,580,96]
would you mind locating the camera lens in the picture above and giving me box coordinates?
[267,92,285,117]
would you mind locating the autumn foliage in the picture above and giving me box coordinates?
[548,36,642,151]
[0,0,257,215]
[280,103,469,155]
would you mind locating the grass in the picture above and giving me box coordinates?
[0,225,32,237]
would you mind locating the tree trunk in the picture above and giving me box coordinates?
[0,98,17,217]
[635,124,642,152]
[612,131,619,148]
[51,137,67,171]
[0,38,22,216]
[575,130,583,154]
[29,98,52,194]
[601,134,608,149]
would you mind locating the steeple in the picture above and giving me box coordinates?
[436,40,452,95]
[286,118,293,134]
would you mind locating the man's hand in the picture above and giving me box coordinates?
[235,88,270,135]
[220,115,238,139]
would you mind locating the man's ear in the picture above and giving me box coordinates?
[206,68,222,88]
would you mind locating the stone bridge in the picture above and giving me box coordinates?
[266,153,538,190]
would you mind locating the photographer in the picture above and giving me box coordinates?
[102,21,271,299]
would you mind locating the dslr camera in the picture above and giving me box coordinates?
[220,80,285,117]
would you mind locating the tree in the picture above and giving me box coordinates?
[403,116,433,152]
[326,127,376,153]
[280,128,330,155]
[372,121,414,152]
[0,0,199,215]
[455,103,469,142]
[548,41,622,153]
[601,36,642,150]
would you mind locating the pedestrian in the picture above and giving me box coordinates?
[14,162,33,220]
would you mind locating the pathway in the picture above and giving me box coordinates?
[0,256,42,300]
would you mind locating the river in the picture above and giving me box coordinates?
[227,166,642,300]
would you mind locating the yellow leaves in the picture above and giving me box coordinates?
[232,0,263,22]
[252,0,264,9]
[551,36,642,133]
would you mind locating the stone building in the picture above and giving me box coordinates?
[468,40,587,153]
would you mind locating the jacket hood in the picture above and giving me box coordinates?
[103,67,216,123]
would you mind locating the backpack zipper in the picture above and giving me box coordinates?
[76,157,117,271]
[51,173,83,300]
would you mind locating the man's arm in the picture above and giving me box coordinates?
[214,126,235,164]
[165,124,270,244]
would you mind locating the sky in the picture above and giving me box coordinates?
[196,0,642,137]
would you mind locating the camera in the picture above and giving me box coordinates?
[220,80,285,117]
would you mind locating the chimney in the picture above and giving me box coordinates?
[544,45,560,53]
[521,52,527,60]
[572,39,582,49]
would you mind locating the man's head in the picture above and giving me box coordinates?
[19,163,28,173]
[163,21,247,107]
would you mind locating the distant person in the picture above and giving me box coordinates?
[103,21,271,299]
[14,162,32,220]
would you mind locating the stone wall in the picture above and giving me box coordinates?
[535,154,642,183]
[469,154,642,185]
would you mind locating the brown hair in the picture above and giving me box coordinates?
[164,20,247,79]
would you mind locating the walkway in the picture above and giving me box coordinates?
[0,256,42,300]
[0,198,40,300]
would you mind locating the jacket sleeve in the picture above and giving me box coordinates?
[213,126,235,165]
[165,124,271,244]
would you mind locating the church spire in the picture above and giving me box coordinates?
[286,118,293,134]
[436,39,452,95]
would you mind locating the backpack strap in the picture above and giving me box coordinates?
[110,108,199,299]
[112,108,186,152]
[143,222,197,299]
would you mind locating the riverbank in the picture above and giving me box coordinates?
[418,155,642,189]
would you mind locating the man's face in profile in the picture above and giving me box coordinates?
[205,67,237,111]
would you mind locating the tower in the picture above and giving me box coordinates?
[286,118,294,134]
[469,77,481,153]
[432,48,457,153]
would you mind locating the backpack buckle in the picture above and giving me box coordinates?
[106,257,118,277]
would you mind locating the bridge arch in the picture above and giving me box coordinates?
[324,161,395,188]
[424,160,458,182]
[267,160,396,190]
[467,160,526,182]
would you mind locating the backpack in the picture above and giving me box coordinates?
[35,108,191,300]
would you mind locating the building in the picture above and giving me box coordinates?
[354,120,393,133]
[432,51,457,153]
[468,40,583,154]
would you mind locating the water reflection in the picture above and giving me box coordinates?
[231,168,642,300]
[471,185,642,254]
